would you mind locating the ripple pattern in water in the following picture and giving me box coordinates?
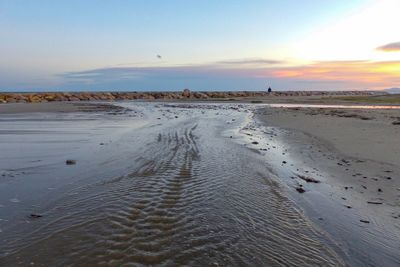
[0,113,345,266]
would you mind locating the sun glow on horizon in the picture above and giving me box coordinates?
[293,0,400,62]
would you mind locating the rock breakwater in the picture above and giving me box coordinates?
[0,90,382,103]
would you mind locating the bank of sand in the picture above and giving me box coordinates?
[258,106,400,224]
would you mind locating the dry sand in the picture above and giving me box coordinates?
[258,106,400,224]
[261,107,400,165]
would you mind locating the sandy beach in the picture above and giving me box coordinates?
[256,106,400,265]
[0,100,399,266]
[259,106,400,165]
[3,1,400,266]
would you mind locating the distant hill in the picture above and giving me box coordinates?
[385,88,400,94]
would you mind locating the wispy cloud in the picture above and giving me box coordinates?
[62,60,271,84]
[63,67,144,84]
[62,58,286,83]
[376,42,400,52]
[60,59,400,91]
[60,64,274,91]
[216,58,285,65]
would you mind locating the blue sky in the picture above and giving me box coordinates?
[1,0,399,91]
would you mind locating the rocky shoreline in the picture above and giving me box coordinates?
[0,89,383,103]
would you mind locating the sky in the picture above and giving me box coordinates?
[0,0,399,92]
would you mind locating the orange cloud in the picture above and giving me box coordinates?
[268,60,400,88]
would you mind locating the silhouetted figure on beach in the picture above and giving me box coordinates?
[268,87,272,93]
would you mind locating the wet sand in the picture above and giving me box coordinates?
[0,102,127,114]
[0,101,399,266]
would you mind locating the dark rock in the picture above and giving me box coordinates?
[296,187,305,193]
[29,213,43,219]
[182,88,191,98]
[297,174,320,183]
[367,200,383,204]
[66,159,76,165]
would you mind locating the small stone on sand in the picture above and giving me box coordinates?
[296,187,305,193]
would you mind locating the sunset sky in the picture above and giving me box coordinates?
[1,0,399,91]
